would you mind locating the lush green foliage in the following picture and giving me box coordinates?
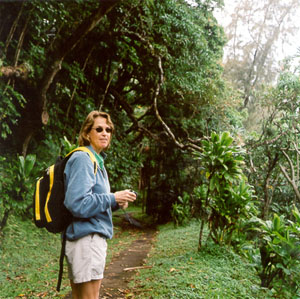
[245,208,300,296]
[245,68,300,219]
[0,81,26,139]
[171,192,191,227]
[239,66,300,295]
[131,220,274,298]
[0,154,36,232]
[0,0,227,226]
[194,132,255,246]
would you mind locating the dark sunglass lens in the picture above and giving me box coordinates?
[94,127,111,133]
[95,127,103,133]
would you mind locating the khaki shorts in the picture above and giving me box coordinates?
[65,234,107,284]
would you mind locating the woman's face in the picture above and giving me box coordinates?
[88,116,112,153]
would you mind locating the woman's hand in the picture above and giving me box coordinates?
[114,189,136,205]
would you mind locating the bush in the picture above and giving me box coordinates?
[0,154,36,233]
[245,207,300,296]
[171,192,191,227]
[194,132,255,247]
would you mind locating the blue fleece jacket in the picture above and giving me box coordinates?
[64,145,118,241]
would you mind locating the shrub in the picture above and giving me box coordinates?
[0,154,36,233]
[194,132,255,248]
[171,192,191,227]
[245,207,300,296]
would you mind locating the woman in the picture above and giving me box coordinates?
[64,111,136,299]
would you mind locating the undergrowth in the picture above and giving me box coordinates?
[131,220,275,299]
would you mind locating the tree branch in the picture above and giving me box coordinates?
[152,56,202,152]
[279,164,300,200]
[281,149,295,182]
[247,131,286,149]
[110,88,166,145]
[292,141,300,156]
[123,30,202,152]
[279,149,300,200]
[2,2,24,58]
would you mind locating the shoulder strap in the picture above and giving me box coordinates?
[57,230,66,292]
[66,147,97,175]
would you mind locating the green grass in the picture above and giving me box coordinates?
[0,215,68,299]
[0,212,279,299]
[0,212,142,299]
[130,220,274,299]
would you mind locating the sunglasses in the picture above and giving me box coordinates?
[92,126,112,133]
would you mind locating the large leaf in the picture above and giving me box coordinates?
[18,154,36,179]
[220,131,233,147]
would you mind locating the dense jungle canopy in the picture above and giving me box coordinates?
[1,0,300,224]
[0,0,229,220]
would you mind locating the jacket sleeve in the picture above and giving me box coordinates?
[112,202,120,212]
[64,151,117,218]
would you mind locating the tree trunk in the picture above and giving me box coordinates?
[261,153,279,220]
[0,209,10,234]
[198,220,205,251]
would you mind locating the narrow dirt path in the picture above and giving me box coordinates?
[100,228,155,298]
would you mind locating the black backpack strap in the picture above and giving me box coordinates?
[57,230,67,292]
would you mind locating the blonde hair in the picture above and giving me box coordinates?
[78,111,114,149]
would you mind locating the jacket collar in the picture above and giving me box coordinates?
[86,145,107,160]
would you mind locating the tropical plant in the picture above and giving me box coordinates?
[245,208,300,296]
[171,192,191,227]
[194,131,254,249]
[0,154,36,233]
